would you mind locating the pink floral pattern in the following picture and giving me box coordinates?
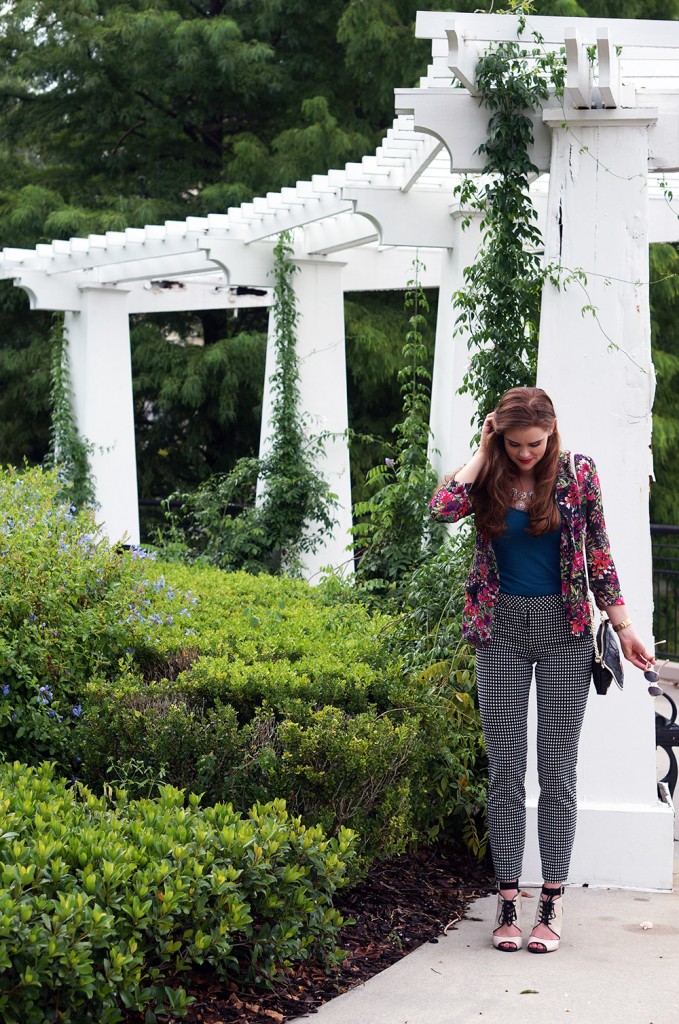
[429,452,624,648]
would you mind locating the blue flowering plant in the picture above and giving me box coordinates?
[0,467,197,767]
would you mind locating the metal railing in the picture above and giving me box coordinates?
[651,525,679,661]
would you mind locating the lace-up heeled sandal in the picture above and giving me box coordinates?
[527,885,564,954]
[492,882,522,952]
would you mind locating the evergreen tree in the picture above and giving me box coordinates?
[0,0,678,522]
[649,243,679,525]
[0,0,459,501]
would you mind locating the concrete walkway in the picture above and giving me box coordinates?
[290,848,679,1024]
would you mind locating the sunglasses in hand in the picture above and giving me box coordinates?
[644,659,668,697]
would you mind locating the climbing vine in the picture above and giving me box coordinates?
[352,262,447,598]
[46,313,95,508]
[256,231,338,571]
[165,232,336,575]
[454,7,566,427]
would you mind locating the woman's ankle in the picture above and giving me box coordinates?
[497,878,520,896]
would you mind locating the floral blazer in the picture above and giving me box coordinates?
[429,452,624,648]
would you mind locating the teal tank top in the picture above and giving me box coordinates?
[491,507,561,596]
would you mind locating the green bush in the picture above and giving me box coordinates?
[0,760,356,1023]
[0,466,197,766]
[0,467,487,869]
[76,565,486,870]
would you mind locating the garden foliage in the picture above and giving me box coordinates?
[76,563,486,872]
[453,13,567,428]
[0,466,196,768]
[352,271,448,598]
[0,466,486,872]
[0,760,355,1023]
[0,462,486,1012]
[162,234,337,574]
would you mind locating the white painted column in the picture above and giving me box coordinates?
[530,110,673,889]
[64,287,140,546]
[259,259,352,579]
[429,211,482,479]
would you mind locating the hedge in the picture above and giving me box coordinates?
[0,761,356,1023]
[0,467,487,870]
[75,565,486,870]
[0,466,196,767]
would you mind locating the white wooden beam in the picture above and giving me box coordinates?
[598,28,621,109]
[564,27,593,109]
[242,194,352,243]
[197,238,275,287]
[302,215,378,256]
[343,187,457,247]
[259,260,353,578]
[126,282,273,314]
[340,246,442,292]
[95,249,213,284]
[11,270,87,311]
[396,87,552,173]
[400,136,445,192]
[65,288,139,546]
[646,92,679,171]
[416,11,679,49]
[445,20,481,96]
[536,103,672,892]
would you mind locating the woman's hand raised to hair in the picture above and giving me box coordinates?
[448,413,497,486]
[479,413,496,455]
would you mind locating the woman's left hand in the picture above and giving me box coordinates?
[618,627,655,671]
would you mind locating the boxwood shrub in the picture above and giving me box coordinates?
[0,466,486,871]
[76,565,486,870]
[0,760,356,1024]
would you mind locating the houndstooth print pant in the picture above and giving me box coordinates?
[476,593,593,884]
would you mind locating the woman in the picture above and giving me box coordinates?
[429,387,654,954]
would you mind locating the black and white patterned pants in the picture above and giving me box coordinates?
[476,593,593,884]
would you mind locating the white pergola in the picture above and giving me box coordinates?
[2,11,679,889]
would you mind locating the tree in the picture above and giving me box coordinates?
[648,244,679,525]
[0,0,463,504]
[0,0,678,521]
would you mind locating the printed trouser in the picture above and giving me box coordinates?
[475,593,593,884]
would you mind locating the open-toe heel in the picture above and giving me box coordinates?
[527,885,564,954]
[492,887,522,952]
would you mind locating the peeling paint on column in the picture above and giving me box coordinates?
[535,110,673,888]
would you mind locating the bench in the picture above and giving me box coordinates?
[656,689,679,800]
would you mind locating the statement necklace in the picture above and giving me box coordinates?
[510,486,534,511]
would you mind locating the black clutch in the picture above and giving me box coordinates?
[592,618,624,695]
[569,453,624,697]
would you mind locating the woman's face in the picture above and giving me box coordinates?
[502,423,554,474]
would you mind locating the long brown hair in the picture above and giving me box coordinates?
[472,387,561,539]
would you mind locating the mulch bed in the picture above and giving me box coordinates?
[125,842,492,1023]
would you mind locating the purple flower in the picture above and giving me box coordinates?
[1,684,9,697]
[71,705,83,718]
